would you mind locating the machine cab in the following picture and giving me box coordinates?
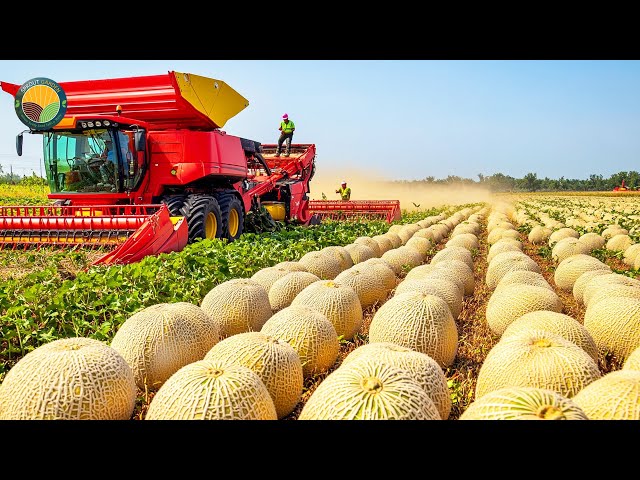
[17,120,147,196]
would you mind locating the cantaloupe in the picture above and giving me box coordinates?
[434,259,474,296]
[405,236,433,259]
[394,277,463,318]
[601,225,628,240]
[0,337,136,420]
[298,356,441,420]
[583,296,640,362]
[334,266,390,310]
[501,310,598,361]
[429,224,450,243]
[382,232,403,249]
[623,345,640,371]
[344,243,377,265]
[487,227,510,245]
[571,370,640,420]
[431,246,473,270]
[578,232,605,251]
[459,386,588,420]
[268,271,320,312]
[412,228,436,243]
[291,280,363,341]
[204,331,303,419]
[445,233,479,251]
[341,342,452,419]
[606,234,633,252]
[528,226,553,245]
[572,268,613,306]
[250,266,292,292]
[553,254,610,292]
[368,291,458,367]
[551,238,591,263]
[586,284,640,309]
[494,270,553,294]
[353,236,382,257]
[320,246,354,271]
[371,234,395,255]
[144,359,277,420]
[381,246,423,275]
[360,258,398,291]
[273,261,309,273]
[486,283,563,337]
[549,228,580,247]
[475,329,601,399]
[582,273,640,308]
[452,222,481,236]
[404,264,465,297]
[261,305,340,377]
[110,302,220,390]
[397,224,421,244]
[486,252,541,290]
[200,278,272,339]
[486,239,523,264]
[298,251,343,279]
[623,243,640,267]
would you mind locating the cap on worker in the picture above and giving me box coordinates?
[341,180,347,185]
[282,113,288,119]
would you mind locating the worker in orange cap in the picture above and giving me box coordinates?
[336,180,351,201]
[275,113,295,157]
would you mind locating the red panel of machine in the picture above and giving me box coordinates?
[146,129,248,194]
[4,73,214,129]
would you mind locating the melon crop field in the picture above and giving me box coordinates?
[2,187,640,420]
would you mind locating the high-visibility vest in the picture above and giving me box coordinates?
[280,120,295,134]
[339,186,351,200]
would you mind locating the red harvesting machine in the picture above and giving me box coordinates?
[0,71,401,266]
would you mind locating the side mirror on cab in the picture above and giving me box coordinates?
[134,130,146,152]
[16,133,23,156]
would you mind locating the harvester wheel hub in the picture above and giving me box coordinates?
[228,209,239,237]
[205,212,218,239]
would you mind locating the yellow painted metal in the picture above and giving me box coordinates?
[205,212,218,239]
[173,71,249,129]
[262,202,286,221]
[54,117,77,129]
[228,208,239,236]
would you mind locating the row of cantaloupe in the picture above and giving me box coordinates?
[0,205,483,420]
[300,206,488,419]
[458,201,640,419]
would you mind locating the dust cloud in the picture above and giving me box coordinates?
[308,168,492,212]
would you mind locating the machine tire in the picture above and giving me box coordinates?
[180,194,223,243]
[217,192,245,242]
[160,195,186,216]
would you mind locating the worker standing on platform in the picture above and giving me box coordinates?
[275,113,295,157]
[336,180,351,201]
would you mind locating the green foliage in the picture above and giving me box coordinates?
[0,217,398,378]
[537,245,552,260]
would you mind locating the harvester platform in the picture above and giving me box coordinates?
[0,204,187,266]
[308,200,401,223]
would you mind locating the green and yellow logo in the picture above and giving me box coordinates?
[14,77,67,130]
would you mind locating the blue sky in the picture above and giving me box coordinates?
[1,59,639,181]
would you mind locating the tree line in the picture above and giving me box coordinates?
[394,171,640,192]
[2,164,639,192]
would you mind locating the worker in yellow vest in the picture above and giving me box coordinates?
[336,180,351,201]
[275,113,295,157]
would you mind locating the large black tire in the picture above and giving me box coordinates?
[160,195,186,216]
[217,192,245,242]
[180,194,223,243]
